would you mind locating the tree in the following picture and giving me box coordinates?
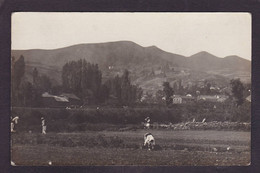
[11,56,53,107]
[61,59,102,104]
[39,75,52,93]
[31,68,52,107]
[230,78,245,106]
[32,67,38,85]
[155,90,164,103]
[19,81,33,106]
[136,86,143,102]
[12,55,25,89]
[206,83,211,95]
[104,70,143,106]
[99,84,110,103]
[121,69,131,105]
[178,79,184,95]
[11,55,25,106]
[32,67,52,93]
[163,82,174,106]
[50,85,63,95]
[173,82,178,94]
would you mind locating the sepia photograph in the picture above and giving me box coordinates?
[10,12,251,166]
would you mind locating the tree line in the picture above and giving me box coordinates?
[11,56,143,107]
[11,55,53,107]
[61,59,143,105]
[11,55,250,108]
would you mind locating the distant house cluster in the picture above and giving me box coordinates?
[172,94,229,104]
[42,92,82,108]
[197,95,229,103]
[140,92,230,105]
[172,95,195,104]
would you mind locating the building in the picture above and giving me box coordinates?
[172,95,195,104]
[42,92,69,108]
[246,95,251,102]
[60,93,82,106]
[181,96,195,103]
[172,95,182,104]
[197,95,228,103]
[216,95,229,102]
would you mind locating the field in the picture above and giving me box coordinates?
[11,129,250,166]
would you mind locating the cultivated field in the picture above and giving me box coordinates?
[11,129,250,166]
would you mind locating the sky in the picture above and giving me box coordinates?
[12,12,251,60]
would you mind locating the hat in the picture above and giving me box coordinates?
[13,116,19,120]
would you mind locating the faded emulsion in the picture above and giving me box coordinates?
[10,12,251,166]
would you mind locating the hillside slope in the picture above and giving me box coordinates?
[11,41,251,91]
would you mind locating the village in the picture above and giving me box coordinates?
[41,91,239,108]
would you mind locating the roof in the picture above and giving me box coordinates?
[198,95,228,99]
[181,96,195,99]
[42,92,69,102]
[42,92,54,98]
[173,95,194,99]
[198,95,217,99]
[173,95,181,98]
[197,95,218,101]
[246,95,251,102]
[54,96,69,102]
[197,95,228,102]
[109,95,118,99]
[60,93,81,100]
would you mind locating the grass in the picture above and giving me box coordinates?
[11,145,250,166]
[11,129,250,166]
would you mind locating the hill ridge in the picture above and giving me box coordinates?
[11,41,251,87]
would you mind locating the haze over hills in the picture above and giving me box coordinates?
[11,41,251,93]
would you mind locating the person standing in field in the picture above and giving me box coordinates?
[144,116,151,129]
[41,117,47,134]
[11,116,19,132]
[11,117,14,132]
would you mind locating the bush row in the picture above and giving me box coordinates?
[11,101,250,132]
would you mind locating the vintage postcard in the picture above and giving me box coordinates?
[10,12,251,166]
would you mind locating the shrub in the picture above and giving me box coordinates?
[11,102,251,133]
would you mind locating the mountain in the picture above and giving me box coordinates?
[188,51,251,71]
[11,41,251,92]
[12,41,178,69]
